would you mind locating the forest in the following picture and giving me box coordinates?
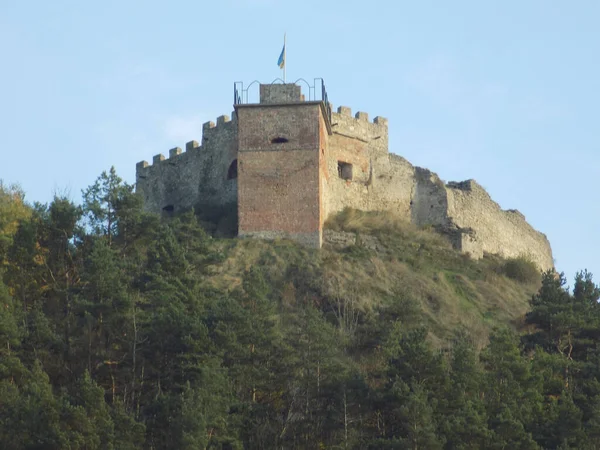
[1,167,599,450]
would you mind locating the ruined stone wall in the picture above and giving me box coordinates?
[444,180,554,270]
[321,106,553,270]
[410,167,450,226]
[236,102,325,247]
[135,114,238,215]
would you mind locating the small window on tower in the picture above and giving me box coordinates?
[271,137,289,144]
[227,159,238,180]
[338,161,353,180]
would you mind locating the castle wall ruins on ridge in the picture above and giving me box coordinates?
[136,82,554,270]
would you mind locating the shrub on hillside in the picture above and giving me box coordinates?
[503,256,540,284]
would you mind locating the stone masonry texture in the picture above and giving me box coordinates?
[136,83,554,270]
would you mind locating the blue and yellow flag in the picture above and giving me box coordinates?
[277,43,285,69]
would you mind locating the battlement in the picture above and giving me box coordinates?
[136,113,238,172]
[328,106,389,150]
[134,103,390,176]
[332,106,388,127]
[203,112,236,134]
[136,140,200,172]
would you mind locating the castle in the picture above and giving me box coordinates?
[136,80,554,270]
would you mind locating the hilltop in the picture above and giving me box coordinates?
[201,206,540,349]
[136,82,553,270]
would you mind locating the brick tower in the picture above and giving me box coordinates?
[235,84,332,247]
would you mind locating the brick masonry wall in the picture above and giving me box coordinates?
[236,102,324,247]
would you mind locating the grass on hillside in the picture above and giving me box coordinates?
[200,208,541,349]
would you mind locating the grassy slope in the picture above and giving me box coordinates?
[202,208,539,349]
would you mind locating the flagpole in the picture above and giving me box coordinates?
[283,33,286,83]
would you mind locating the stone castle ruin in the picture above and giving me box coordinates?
[136,80,553,270]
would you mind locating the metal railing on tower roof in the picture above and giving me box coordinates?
[233,78,332,124]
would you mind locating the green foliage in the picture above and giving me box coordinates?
[2,169,600,449]
[503,255,541,284]
[0,181,31,259]
[195,202,239,238]
[81,166,138,246]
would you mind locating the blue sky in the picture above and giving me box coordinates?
[1,0,598,283]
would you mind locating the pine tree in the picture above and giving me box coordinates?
[439,332,491,449]
[82,166,135,246]
[482,329,541,449]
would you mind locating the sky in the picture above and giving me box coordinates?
[1,0,598,284]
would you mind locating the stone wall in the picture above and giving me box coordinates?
[136,114,238,215]
[323,107,414,220]
[445,180,553,270]
[411,167,449,226]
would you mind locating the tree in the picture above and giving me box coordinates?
[0,361,64,449]
[368,326,447,447]
[177,378,240,450]
[0,278,22,363]
[82,167,135,246]
[0,181,31,261]
[207,266,290,448]
[439,332,491,449]
[482,329,541,449]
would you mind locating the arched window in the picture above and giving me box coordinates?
[227,159,238,180]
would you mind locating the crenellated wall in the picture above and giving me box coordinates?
[135,82,554,270]
[323,106,415,220]
[136,114,238,215]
